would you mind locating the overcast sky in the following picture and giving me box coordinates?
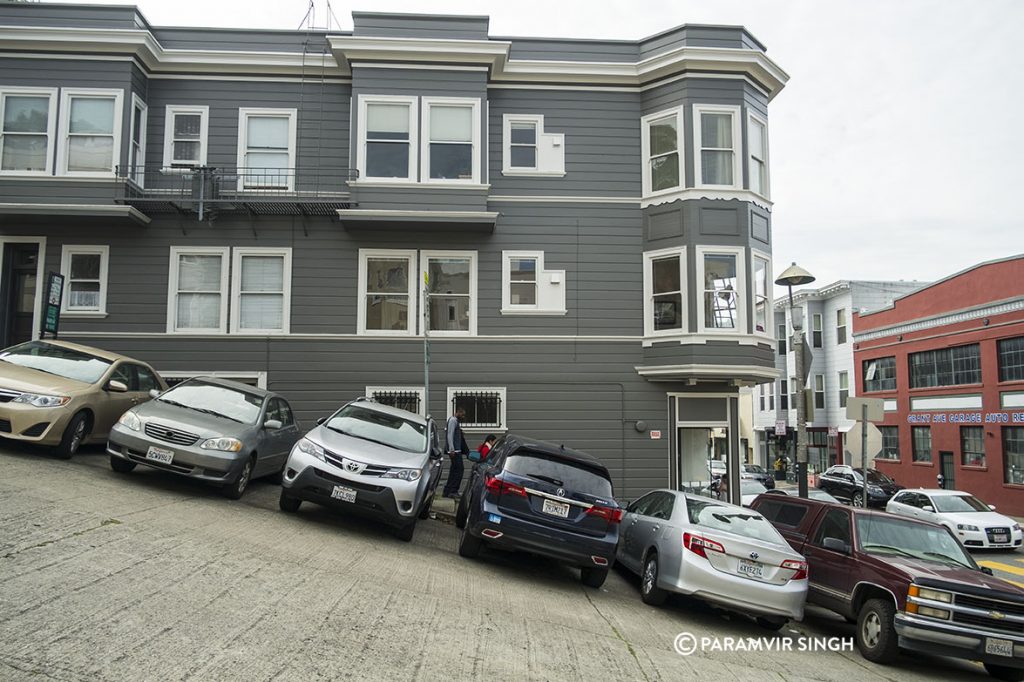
[56,0,1024,292]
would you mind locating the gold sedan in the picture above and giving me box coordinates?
[0,339,166,458]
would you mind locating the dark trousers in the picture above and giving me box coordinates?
[443,453,464,495]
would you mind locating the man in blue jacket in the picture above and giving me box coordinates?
[443,407,469,498]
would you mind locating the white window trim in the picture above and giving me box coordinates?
[751,249,772,339]
[236,107,297,192]
[814,374,826,407]
[421,249,478,337]
[747,111,770,199]
[692,103,742,190]
[167,246,230,334]
[356,94,418,183]
[366,386,426,416]
[230,247,292,335]
[695,245,746,334]
[161,104,209,171]
[447,386,507,433]
[128,94,147,187]
[500,250,566,316]
[836,308,848,344]
[640,106,684,198]
[160,370,267,389]
[60,244,109,317]
[420,96,481,185]
[0,86,58,176]
[357,248,418,337]
[58,87,124,177]
[501,113,565,177]
[643,246,687,340]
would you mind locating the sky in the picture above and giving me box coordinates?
[54,0,1024,292]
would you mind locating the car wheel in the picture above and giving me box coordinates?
[852,492,865,508]
[581,567,609,589]
[222,457,254,500]
[109,455,136,473]
[279,488,301,513]
[856,598,900,664]
[640,553,668,606]
[457,521,482,558]
[394,522,416,542]
[756,616,787,631]
[55,412,89,459]
[985,663,1024,681]
[454,494,468,529]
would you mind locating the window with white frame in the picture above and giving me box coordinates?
[237,108,296,190]
[359,96,416,181]
[358,249,416,335]
[448,386,506,431]
[693,104,740,189]
[422,98,479,183]
[644,248,685,336]
[812,313,823,348]
[836,308,848,345]
[231,248,291,334]
[162,105,208,170]
[768,381,775,411]
[501,114,565,176]
[747,113,769,197]
[641,107,683,195]
[753,254,770,334]
[167,247,229,333]
[366,386,425,416]
[501,250,566,315]
[838,371,849,408]
[128,95,147,185]
[508,119,537,169]
[814,374,825,410]
[507,254,536,306]
[60,245,108,314]
[777,323,787,355]
[60,89,123,175]
[698,248,743,331]
[423,251,477,334]
[0,87,57,174]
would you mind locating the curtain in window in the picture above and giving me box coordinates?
[238,256,284,330]
[176,254,221,329]
[68,253,101,309]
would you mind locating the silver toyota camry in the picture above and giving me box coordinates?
[616,489,809,629]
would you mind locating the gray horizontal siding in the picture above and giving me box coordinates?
[643,340,775,367]
[151,29,331,53]
[639,26,762,59]
[353,12,489,40]
[351,67,487,98]
[501,38,638,63]
[349,186,488,212]
[0,4,142,29]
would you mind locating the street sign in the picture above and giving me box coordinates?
[800,338,814,385]
[845,421,883,461]
[775,420,787,436]
[41,272,64,337]
[828,426,838,438]
[846,397,885,422]
[650,430,662,440]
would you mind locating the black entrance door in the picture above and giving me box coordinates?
[940,451,955,490]
[1,243,39,348]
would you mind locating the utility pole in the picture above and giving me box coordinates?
[423,271,430,418]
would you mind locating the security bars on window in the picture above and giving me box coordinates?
[372,390,421,415]
[452,391,502,428]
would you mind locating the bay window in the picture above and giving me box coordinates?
[360,96,416,180]
[643,248,685,337]
[128,95,147,185]
[60,89,122,175]
[1,87,56,174]
[237,108,296,190]
[693,104,741,189]
[753,254,770,334]
[641,107,683,195]
[358,249,416,335]
[698,248,744,332]
[422,98,479,183]
[747,113,769,196]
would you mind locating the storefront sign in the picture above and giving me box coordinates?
[907,412,1024,424]
[650,430,662,440]
[41,272,64,337]
[775,420,787,436]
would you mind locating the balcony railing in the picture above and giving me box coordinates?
[114,165,358,220]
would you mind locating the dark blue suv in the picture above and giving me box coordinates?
[455,434,622,588]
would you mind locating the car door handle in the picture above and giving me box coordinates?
[652,525,661,532]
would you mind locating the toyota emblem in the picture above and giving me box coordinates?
[345,461,360,472]
[749,552,759,560]
[556,488,566,497]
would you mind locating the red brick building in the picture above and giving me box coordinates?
[853,255,1024,516]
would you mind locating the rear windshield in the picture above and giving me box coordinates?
[756,499,808,528]
[0,341,112,384]
[744,465,767,474]
[686,498,785,544]
[503,453,613,498]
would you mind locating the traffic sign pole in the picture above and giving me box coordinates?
[861,402,868,507]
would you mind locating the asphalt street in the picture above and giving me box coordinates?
[0,443,1015,681]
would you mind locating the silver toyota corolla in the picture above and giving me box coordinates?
[616,489,809,629]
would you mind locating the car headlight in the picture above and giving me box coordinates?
[868,485,884,495]
[200,437,243,452]
[957,523,980,532]
[1013,524,1022,532]
[296,438,325,461]
[117,411,141,431]
[12,393,70,408]
[381,468,421,482]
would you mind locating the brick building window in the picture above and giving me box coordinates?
[960,426,985,467]
[878,426,899,460]
[912,426,932,463]
[863,357,896,392]
[1004,427,1024,485]
[998,337,1024,382]
[909,344,981,388]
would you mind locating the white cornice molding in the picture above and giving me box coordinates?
[329,35,511,73]
[641,187,773,211]
[635,363,781,380]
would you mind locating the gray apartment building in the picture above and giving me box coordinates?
[0,3,788,498]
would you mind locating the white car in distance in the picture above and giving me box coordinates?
[886,488,1023,551]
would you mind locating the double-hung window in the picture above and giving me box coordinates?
[753,254,771,334]
[230,248,291,334]
[358,249,417,335]
[507,255,537,306]
[163,105,208,170]
[747,113,769,197]
[698,247,743,332]
[814,374,825,410]
[838,371,849,408]
[811,313,823,348]
[237,108,296,190]
[1,87,57,174]
[780,380,789,411]
[60,245,108,315]
[777,323,787,355]
[641,107,683,195]
[643,248,685,337]
[422,98,479,183]
[836,308,848,345]
[60,88,123,175]
[501,114,565,177]
[128,95,147,185]
[168,247,229,333]
[501,251,566,315]
[693,104,741,189]
[508,120,537,170]
[360,96,416,181]
[423,251,477,335]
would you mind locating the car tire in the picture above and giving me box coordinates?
[454,494,468,529]
[457,522,482,558]
[756,616,787,631]
[279,488,301,513]
[581,567,609,589]
[418,494,434,520]
[394,522,416,542]
[55,412,89,459]
[856,598,900,664]
[109,455,136,473]
[222,456,254,500]
[852,492,865,508]
[985,663,1024,681]
[640,553,668,606]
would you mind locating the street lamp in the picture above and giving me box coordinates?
[775,262,816,499]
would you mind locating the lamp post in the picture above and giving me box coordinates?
[775,262,816,499]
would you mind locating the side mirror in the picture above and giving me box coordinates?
[823,537,850,554]
[981,566,994,576]
[149,388,161,399]
[989,504,997,511]
[264,419,283,430]
[107,379,128,393]
[429,448,443,461]
[922,505,934,513]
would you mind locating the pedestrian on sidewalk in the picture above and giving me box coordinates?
[443,407,469,498]
[477,434,496,462]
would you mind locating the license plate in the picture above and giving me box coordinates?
[986,637,1014,657]
[542,499,570,518]
[331,485,356,503]
[145,446,174,464]
[738,558,764,579]
[993,535,1009,544]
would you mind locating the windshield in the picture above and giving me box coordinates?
[686,498,785,545]
[740,481,767,495]
[744,465,766,474]
[503,453,613,498]
[0,341,112,384]
[326,404,427,454]
[159,380,265,424]
[932,494,990,513]
[856,515,976,569]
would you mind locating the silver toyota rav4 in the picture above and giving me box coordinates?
[279,398,443,541]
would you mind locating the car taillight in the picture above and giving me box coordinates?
[781,559,808,580]
[683,532,724,558]
[483,474,526,498]
[586,505,623,523]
